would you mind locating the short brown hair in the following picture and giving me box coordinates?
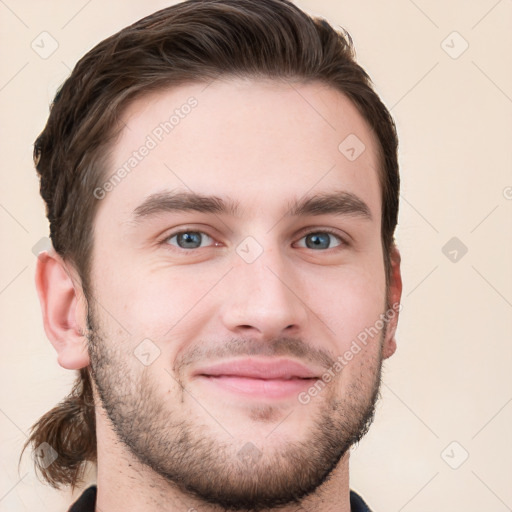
[20,0,399,490]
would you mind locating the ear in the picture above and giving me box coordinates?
[35,249,90,370]
[382,245,402,360]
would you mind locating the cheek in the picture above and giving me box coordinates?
[93,259,220,341]
[307,262,387,350]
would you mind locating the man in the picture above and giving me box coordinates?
[20,0,402,510]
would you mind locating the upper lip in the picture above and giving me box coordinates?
[192,358,321,380]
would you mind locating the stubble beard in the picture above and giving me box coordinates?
[86,305,384,511]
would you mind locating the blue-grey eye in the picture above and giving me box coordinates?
[167,231,214,249]
[298,232,342,250]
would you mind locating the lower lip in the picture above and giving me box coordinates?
[197,375,316,399]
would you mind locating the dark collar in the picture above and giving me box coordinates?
[67,485,96,512]
[68,485,373,511]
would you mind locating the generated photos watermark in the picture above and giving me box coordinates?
[298,301,402,405]
[93,96,198,200]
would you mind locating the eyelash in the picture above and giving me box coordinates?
[159,228,348,253]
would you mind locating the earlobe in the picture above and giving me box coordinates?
[382,324,397,359]
[35,250,90,370]
[383,245,402,360]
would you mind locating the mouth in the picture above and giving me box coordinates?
[192,358,320,399]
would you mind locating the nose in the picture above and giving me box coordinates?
[219,245,309,341]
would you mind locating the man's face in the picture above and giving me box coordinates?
[85,78,400,510]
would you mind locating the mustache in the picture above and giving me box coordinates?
[174,337,337,373]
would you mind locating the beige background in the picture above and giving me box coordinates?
[1,1,511,511]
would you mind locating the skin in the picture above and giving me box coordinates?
[36,77,402,512]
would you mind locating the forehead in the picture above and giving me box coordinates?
[97,77,382,224]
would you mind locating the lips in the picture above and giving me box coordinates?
[191,358,322,399]
[192,358,321,380]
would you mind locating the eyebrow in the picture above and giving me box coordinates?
[130,189,372,223]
